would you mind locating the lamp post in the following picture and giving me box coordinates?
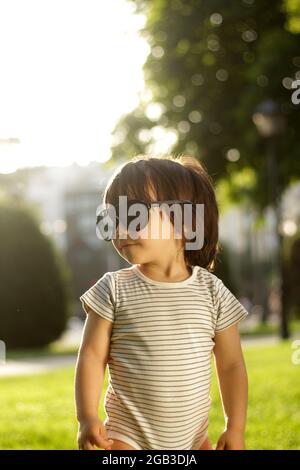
[252,99,289,339]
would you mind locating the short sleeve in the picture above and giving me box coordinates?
[214,277,249,333]
[79,271,116,323]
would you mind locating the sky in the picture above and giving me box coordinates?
[0,0,149,174]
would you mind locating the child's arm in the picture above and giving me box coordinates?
[75,307,114,450]
[213,322,248,450]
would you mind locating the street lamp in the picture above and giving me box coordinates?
[252,99,289,339]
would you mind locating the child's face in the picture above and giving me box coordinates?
[112,204,184,264]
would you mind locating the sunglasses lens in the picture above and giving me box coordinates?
[117,201,149,234]
[96,207,116,241]
[96,201,150,240]
[129,202,149,234]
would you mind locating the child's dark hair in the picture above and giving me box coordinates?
[102,154,220,272]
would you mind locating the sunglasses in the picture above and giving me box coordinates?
[96,199,194,241]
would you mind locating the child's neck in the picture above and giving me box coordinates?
[134,262,192,283]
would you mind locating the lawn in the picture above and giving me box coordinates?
[0,340,299,450]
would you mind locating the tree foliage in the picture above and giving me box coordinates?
[109,0,300,211]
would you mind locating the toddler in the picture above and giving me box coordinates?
[75,154,249,450]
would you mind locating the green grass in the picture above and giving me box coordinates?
[0,341,299,450]
[239,318,300,337]
[209,340,300,450]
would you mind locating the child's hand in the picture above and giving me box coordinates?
[77,417,114,450]
[215,429,245,450]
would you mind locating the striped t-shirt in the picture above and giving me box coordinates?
[79,264,248,450]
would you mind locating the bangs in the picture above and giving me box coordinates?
[103,155,190,208]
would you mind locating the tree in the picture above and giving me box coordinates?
[282,235,300,319]
[0,203,72,349]
[108,0,300,212]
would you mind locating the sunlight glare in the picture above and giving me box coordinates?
[0,0,149,173]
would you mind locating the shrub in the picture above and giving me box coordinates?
[0,203,72,349]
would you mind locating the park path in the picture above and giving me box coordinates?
[1,332,298,377]
[0,316,82,377]
[0,354,78,377]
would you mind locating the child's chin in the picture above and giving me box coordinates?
[123,252,143,263]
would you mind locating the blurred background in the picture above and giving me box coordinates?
[0,0,299,450]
